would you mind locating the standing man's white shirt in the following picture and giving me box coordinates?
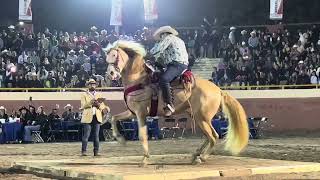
[89,91,97,115]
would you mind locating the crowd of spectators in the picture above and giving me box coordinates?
[0,25,155,88]
[179,24,320,87]
[1,23,320,89]
[0,103,81,143]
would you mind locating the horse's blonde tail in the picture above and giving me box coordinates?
[221,91,249,155]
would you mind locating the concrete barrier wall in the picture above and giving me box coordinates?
[1,89,320,132]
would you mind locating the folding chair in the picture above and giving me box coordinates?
[160,118,176,139]
[174,118,188,138]
[63,121,81,141]
[120,119,138,140]
[218,118,229,138]
[248,117,269,139]
[47,121,63,142]
[31,130,44,143]
[102,129,113,141]
[146,117,160,140]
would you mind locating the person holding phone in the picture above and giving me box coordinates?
[80,78,110,156]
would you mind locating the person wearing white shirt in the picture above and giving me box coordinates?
[18,52,28,64]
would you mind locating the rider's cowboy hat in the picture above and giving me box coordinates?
[153,26,179,41]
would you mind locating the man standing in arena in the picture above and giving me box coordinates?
[80,78,110,156]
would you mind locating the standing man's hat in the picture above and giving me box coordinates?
[86,78,97,85]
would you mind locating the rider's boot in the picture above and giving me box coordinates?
[161,83,175,117]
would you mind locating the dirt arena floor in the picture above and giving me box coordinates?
[1,137,320,179]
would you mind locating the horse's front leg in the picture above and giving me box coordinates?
[136,112,149,167]
[112,110,135,145]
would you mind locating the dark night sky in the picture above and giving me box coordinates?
[0,0,320,32]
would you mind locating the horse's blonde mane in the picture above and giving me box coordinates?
[104,40,146,57]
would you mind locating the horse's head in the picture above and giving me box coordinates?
[105,47,128,80]
[104,40,147,81]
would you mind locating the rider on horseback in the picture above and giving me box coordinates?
[150,26,189,117]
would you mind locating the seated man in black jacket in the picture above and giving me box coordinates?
[23,105,40,143]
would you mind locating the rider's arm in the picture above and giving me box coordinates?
[150,35,173,55]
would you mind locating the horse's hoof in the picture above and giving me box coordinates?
[199,155,208,162]
[139,155,149,167]
[139,162,148,167]
[191,156,202,165]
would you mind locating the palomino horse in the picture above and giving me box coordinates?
[104,40,249,166]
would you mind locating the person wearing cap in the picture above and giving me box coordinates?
[66,49,78,65]
[248,31,259,50]
[80,78,110,156]
[150,26,189,117]
[62,104,75,122]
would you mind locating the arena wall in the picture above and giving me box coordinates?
[0,89,320,133]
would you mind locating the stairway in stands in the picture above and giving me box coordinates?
[191,58,222,80]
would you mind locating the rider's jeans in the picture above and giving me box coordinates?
[159,61,188,105]
[159,61,188,85]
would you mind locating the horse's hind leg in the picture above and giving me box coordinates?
[192,113,218,164]
[199,121,219,162]
[192,138,209,164]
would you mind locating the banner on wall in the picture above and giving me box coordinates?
[110,0,123,26]
[144,0,158,21]
[269,0,283,20]
[19,0,32,21]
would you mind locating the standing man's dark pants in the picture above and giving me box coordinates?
[81,115,100,155]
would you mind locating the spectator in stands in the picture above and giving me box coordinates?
[0,106,8,122]
[62,104,75,121]
[211,67,218,84]
[29,72,43,88]
[0,34,3,51]
[35,106,48,136]
[43,71,56,88]
[199,30,208,58]
[23,106,41,143]
[208,29,220,58]
[297,70,310,85]
[310,71,318,84]
[248,31,259,50]
[19,106,29,126]
[48,108,60,126]
[229,27,237,46]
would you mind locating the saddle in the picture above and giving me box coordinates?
[124,62,195,117]
[144,61,194,87]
